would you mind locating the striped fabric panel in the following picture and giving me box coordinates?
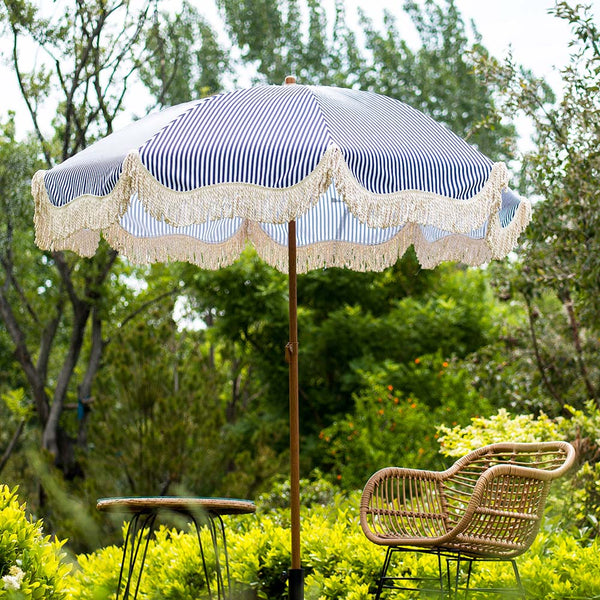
[120,194,244,242]
[44,159,124,208]
[310,86,493,198]
[43,101,199,207]
[117,183,521,247]
[42,84,501,209]
[259,183,403,247]
[258,183,505,247]
[139,85,333,190]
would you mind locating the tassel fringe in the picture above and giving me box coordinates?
[98,207,530,273]
[32,146,529,269]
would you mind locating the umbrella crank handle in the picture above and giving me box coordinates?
[285,341,298,363]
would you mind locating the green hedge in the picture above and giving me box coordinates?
[65,495,600,600]
[1,479,599,599]
[0,485,71,599]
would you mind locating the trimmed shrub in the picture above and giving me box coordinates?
[0,485,71,599]
[65,491,600,599]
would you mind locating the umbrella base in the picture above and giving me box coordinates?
[289,568,304,600]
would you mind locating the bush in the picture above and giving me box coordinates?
[318,358,492,490]
[67,498,385,600]
[65,493,600,599]
[0,485,71,599]
[67,523,233,600]
[436,407,564,458]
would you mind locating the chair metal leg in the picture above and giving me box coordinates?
[448,556,526,599]
[453,554,462,600]
[436,550,445,599]
[445,557,453,598]
[374,547,394,600]
[463,559,473,600]
[374,547,449,598]
[511,559,526,599]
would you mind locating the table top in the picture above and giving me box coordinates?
[96,496,256,516]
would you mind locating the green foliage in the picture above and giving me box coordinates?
[1,390,32,422]
[139,1,229,106]
[552,402,600,537]
[474,1,600,418]
[64,488,600,599]
[179,252,503,490]
[486,531,600,599]
[88,301,225,494]
[318,364,491,489]
[257,471,339,511]
[0,485,71,599]
[437,408,564,458]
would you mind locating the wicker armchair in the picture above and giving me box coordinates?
[360,441,575,598]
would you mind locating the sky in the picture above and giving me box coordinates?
[341,0,597,94]
[1,0,599,143]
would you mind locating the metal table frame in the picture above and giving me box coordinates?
[97,497,256,600]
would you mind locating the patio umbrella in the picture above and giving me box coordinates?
[31,78,531,600]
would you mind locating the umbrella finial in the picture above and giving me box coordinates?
[284,75,296,85]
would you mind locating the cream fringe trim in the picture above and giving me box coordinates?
[43,230,101,258]
[98,198,531,273]
[33,145,512,253]
[31,169,131,252]
[103,222,247,270]
[335,160,510,232]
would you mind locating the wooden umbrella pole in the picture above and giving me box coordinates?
[284,74,303,600]
[287,218,303,600]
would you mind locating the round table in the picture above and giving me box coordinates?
[97,497,256,600]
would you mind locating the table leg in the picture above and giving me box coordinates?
[116,512,157,600]
[191,513,232,600]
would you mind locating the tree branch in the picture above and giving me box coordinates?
[560,287,597,405]
[37,298,63,381]
[117,288,180,332]
[11,29,52,167]
[0,420,25,475]
[0,289,49,423]
[43,302,90,456]
[0,213,39,324]
[52,251,80,307]
[78,307,104,447]
[523,294,566,411]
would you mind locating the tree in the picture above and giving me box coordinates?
[474,1,600,419]
[0,0,180,483]
[139,0,230,107]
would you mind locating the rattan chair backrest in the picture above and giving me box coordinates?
[441,442,574,556]
[360,441,575,558]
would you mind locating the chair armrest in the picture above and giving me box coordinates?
[360,467,449,546]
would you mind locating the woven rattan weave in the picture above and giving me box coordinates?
[360,441,575,597]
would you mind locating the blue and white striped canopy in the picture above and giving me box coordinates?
[32,83,531,271]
